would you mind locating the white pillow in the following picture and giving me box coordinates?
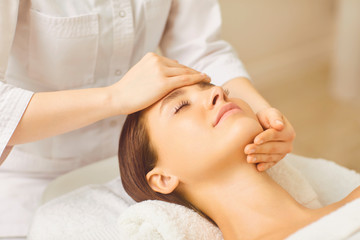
[118,200,223,240]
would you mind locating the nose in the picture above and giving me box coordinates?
[207,86,225,109]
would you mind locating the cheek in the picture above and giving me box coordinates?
[215,116,263,152]
[156,118,215,178]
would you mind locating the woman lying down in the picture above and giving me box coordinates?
[119,82,360,240]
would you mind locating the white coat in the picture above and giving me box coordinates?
[0,0,250,237]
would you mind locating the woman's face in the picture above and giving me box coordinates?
[144,82,263,183]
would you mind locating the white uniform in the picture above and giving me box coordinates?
[0,0,250,237]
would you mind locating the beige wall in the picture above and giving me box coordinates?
[218,0,335,86]
[331,0,360,102]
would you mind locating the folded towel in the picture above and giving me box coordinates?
[286,198,360,240]
[28,179,134,240]
[118,200,223,240]
[266,156,323,208]
[287,155,360,205]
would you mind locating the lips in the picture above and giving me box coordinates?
[213,102,242,127]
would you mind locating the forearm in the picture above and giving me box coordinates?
[8,87,116,146]
[222,77,271,113]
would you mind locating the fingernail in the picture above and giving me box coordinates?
[275,120,284,126]
[250,157,256,163]
[248,149,256,154]
[256,139,263,145]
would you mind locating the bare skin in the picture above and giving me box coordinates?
[223,77,295,171]
[3,50,297,172]
[182,159,359,240]
[144,83,359,240]
[3,53,295,172]
[7,53,209,147]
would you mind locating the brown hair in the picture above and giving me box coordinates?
[118,111,215,224]
[119,111,193,206]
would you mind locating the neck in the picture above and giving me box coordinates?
[183,159,320,240]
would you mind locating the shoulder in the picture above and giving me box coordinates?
[329,185,360,212]
[344,185,360,203]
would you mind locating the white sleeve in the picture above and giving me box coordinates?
[0,1,34,160]
[159,0,251,86]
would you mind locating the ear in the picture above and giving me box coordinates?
[146,167,179,194]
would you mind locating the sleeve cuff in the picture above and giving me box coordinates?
[0,83,34,158]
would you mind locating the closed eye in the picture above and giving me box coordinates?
[174,100,190,114]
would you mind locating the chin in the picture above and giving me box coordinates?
[215,115,263,156]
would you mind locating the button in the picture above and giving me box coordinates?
[115,69,122,76]
[119,10,126,17]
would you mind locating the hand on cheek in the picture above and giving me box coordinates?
[244,108,296,171]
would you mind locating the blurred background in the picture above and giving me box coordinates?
[219,0,360,171]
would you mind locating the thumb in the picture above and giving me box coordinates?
[256,111,271,129]
[257,108,284,131]
[269,113,284,131]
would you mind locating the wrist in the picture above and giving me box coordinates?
[103,85,125,116]
[223,77,271,113]
[254,105,272,114]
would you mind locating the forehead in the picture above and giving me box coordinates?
[161,82,213,107]
[166,81,214,97]
[167,81,214,97]
[143,81,215,117]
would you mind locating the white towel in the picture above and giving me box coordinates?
[288,156,360,205]
[266,156,323,208]
[286,198,360,240]
[28,154,360,239]
[118,200,223,240]
[28,179,135,240]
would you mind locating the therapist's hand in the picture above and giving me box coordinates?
[244,108,296,171]
[109,52,210,114]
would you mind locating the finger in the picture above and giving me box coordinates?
[145,53,185,69]
[158,55,191,68]
[170,73,211,88]
[265,109,284,131]
[253,128,285,145]
[256,112,271,129]
[254,122,295,145]
[247,153,287,164]
[256,162,276,172]
[256,108,284,130]
[165,67,201,77]
[244,141,293,155]
[270,118,284,131]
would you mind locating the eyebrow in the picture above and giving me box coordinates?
[159,82,215,113]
